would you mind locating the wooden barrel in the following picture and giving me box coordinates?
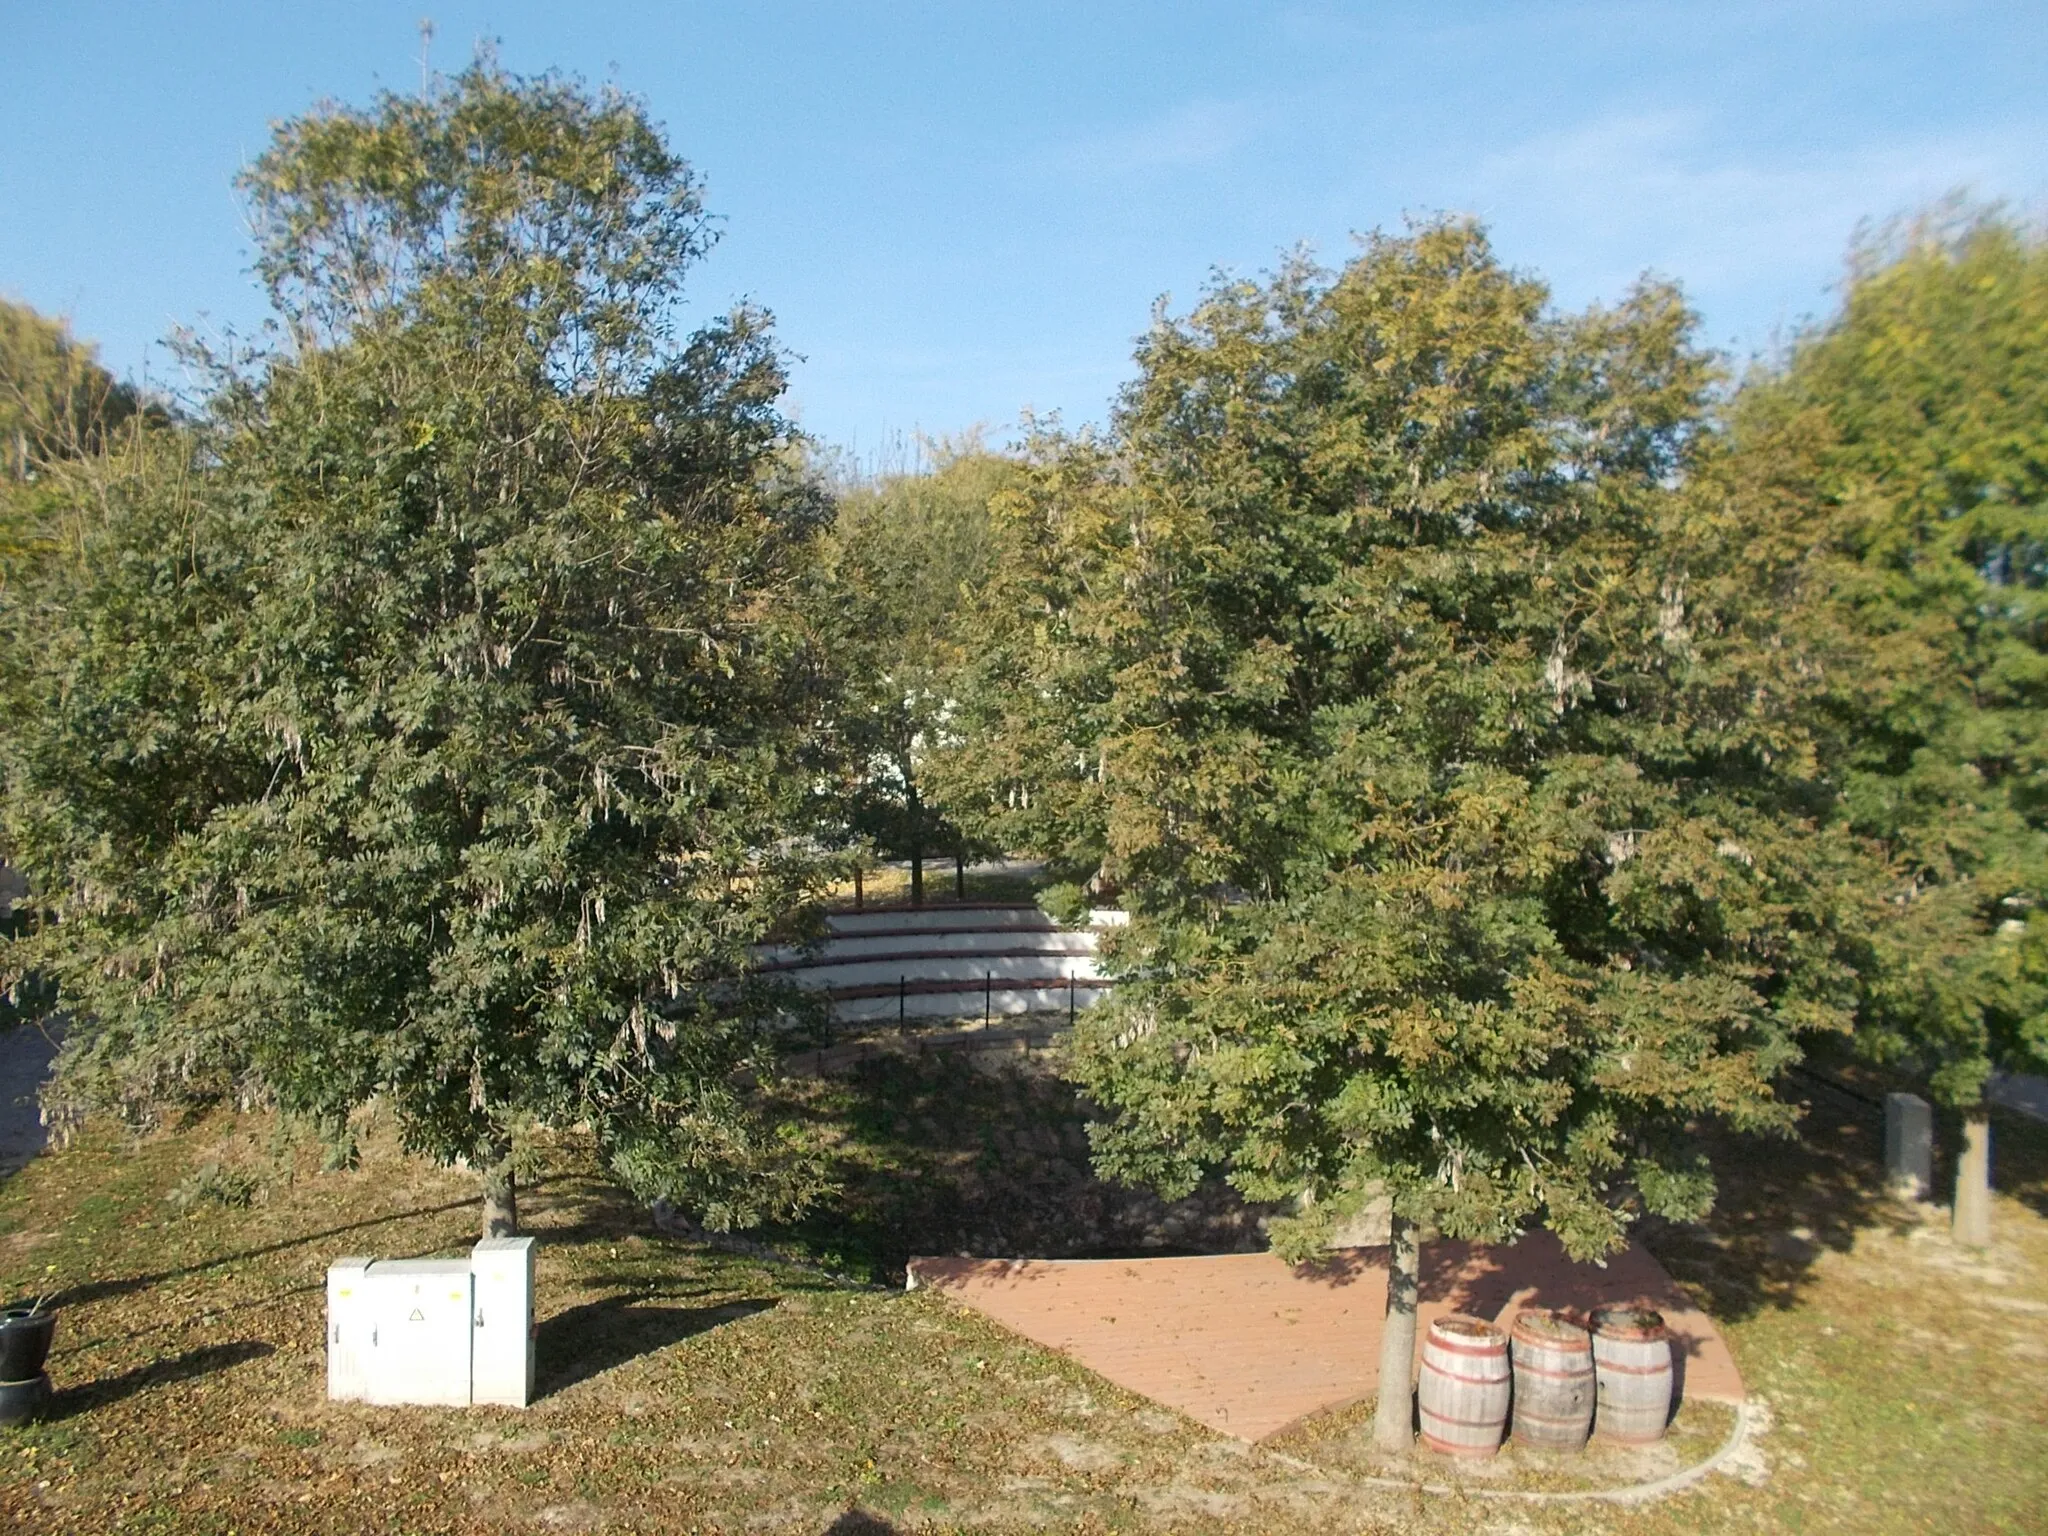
[1416,1313,1510,1457]
[1590,1304,1674,1443]
[1510,1309,1594,1452]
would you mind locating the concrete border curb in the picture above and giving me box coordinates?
[1264,1398,1754,1507]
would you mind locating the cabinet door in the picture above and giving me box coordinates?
[471,1237,535,1408]
[325,1260,373,1401]
[363,1264,473,1407]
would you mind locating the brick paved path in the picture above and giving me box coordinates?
[911,1232,1741,1441]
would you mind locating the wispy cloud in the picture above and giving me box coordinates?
[1455,106,2046,339]
[1034,97,1270,182]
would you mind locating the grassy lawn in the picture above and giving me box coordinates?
[2,1056,2045,1534]
[817,864,1051,912]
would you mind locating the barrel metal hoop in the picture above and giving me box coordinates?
[1425,1365,1511,1387]
[1421,1408,1511,1430]
[1428,1335,1507,1358]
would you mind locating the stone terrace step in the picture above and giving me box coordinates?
[754,930,1098,971]
[796,953,1102,990]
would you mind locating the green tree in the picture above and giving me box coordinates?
[922,424,1119,890]
[812,444,1012,903]
[1733,210,2048,1244]
[0,299,144,483]
[0,301,155,593]
[0,303,160,1028]
[0,61,836,1237]
[958,224,1863,1446]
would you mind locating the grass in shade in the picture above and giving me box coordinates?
[1,1049,2044,1534]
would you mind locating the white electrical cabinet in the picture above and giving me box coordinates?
[470,1236,536,1408]
[326,1237,534,1409]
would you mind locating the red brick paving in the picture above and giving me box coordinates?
[910,1232,1742,1441]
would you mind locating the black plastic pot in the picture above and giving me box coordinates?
[0,1373,52,1428]
[0,1309,55,1381]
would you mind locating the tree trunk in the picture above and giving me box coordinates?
[1372,1212,1420,1451]
[956,849,967,900]
[1953,1107,1992,1248]
[481,1145,518,1239]
[853,865,864,911]
[907,779,925,907]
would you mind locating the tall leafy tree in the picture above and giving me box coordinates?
[1733,211,2048,1244]
[0,302,159,1026]
[812,445,1011,903]
[0,301,155,593]
[956,224,1863,1446]
[0,62,835,1236]
[0,299,144,484]
[923,425,1119,888]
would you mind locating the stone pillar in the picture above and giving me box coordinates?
[1884,1092,1933,1201]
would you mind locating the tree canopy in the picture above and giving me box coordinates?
[934,222,1871,1438]
[0,300,156,592]
[0,62,835,1235]
[0,299,145,483]
[808,443,1012,903]
[1730,212,2048,1114]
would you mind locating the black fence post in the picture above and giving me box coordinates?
[899,974,907,1032]
[985,971,992,1025]
[1068,975,1075,1026]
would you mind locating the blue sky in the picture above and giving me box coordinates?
[3,2,2042,458]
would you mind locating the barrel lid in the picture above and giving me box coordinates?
[1511,1308,1590,1346]
[1590,1304,1666,1338]
[1430,1312,1503,1341]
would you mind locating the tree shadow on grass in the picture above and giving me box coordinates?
[822,1513,898,1535]
[1979,1101,2048,1222]
[533,1291,775,1399]
[48,1339,273,1419]
[1640,1066,2048,1324]
[26,1195,483,1314]
[754,1052,1270,1285]
[1642,1085,1916,1323]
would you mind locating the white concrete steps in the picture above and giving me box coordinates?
[756,902,1122,1023]
[753,928,1097,970]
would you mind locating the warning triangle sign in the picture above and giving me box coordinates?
[408,1308,424,1322]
